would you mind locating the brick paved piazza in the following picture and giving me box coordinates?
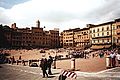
[0,64,120,80]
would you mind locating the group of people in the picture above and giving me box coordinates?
[0,53,7,64]
[40,55,53,78]
[105,48,120,68]
[8,56,15,64]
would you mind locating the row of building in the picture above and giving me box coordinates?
[60,18,120,50]
[0,20,59,49]
[1,18,120,50]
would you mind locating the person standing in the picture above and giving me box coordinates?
[116,53,120,67]
[11,56,15,65]
[110,51,116,68]
[19,56,21,60]
[47,56,53,75]
[40,58,48,78]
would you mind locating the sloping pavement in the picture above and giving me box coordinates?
[74,67,120,80]
[0,64,120,80]
[0,64,61,80]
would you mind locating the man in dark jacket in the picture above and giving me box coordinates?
[40,58,48,78]
[47,56,53,75]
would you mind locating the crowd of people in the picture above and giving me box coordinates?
[104,48,120,68]
[0,50,10,64]
[69,48,120,68]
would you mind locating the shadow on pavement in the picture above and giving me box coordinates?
[0,66,2,68]
[48,76,55,78]
[53,72,60,75]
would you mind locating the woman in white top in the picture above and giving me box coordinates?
[110,51,116,68]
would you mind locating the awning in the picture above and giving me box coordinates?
[91,45,111,49]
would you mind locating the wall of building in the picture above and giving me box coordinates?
[63,30,74,48]
[1,21,60,49]
[2,19,120,50]
[89,23,112,49]
[114,21,120,47]
[74,28,90,49]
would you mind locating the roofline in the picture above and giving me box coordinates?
[89,21,115,28]
[63,28,80,32]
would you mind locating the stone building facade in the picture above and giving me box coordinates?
[0,20,59,49]
[62,28,90,49]
[74,27,90,49]
[62,18,120,50]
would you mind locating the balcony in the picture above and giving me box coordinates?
[91,45,111,49]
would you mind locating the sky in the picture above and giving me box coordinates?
[0,0,120,32]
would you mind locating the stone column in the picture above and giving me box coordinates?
[106,56,110,69]
[53,58,56,69]
[71,58,75,70]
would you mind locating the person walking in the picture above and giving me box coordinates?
[47,56,53,75]
[40,58,48,78]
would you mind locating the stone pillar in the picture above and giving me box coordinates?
[53,58,56,69]
[71,58,75,70]
[106,56,110,69]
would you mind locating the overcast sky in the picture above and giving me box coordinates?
[0,0,120,32]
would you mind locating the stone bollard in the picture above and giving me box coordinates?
[71,58,75,71]
[106,56,110,69]
[53,59,56,69]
